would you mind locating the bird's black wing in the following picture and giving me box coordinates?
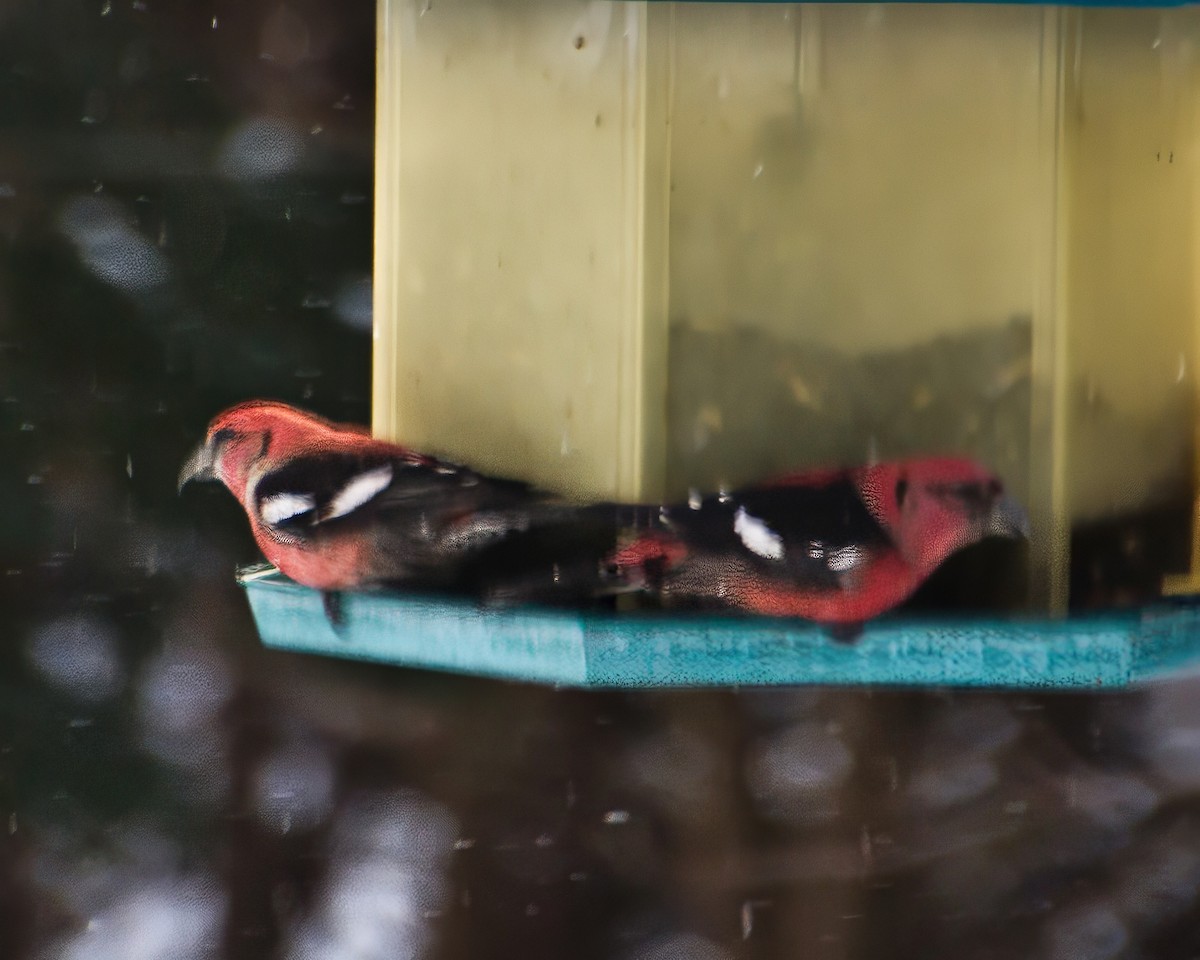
[250,449,557,572]
[661,477,893,590]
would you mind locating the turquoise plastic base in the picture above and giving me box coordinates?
[238,567,1200,689]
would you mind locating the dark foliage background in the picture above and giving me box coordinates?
[1,4,1199,960]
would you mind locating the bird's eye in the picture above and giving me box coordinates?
[211,427,236,446]
[895,478,908,507]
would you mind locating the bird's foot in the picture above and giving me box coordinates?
[827,621,864,644]
[322,590,347,632]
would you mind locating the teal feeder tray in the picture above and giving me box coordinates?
[239,567,1200,689]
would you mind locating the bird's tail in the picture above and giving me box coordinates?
[463,499,669,609]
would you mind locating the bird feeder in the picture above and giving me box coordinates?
[243,0,1200,687]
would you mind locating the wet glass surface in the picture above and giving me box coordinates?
[3,3,1200,960]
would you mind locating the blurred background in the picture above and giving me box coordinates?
[4,2,1200,959]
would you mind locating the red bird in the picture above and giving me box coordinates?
[177,400,610,596]
[606,458,1028,624]
[180,402,1026,627]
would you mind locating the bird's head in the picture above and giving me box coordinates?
[178,400,345,500]
[855,457,1028,575]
